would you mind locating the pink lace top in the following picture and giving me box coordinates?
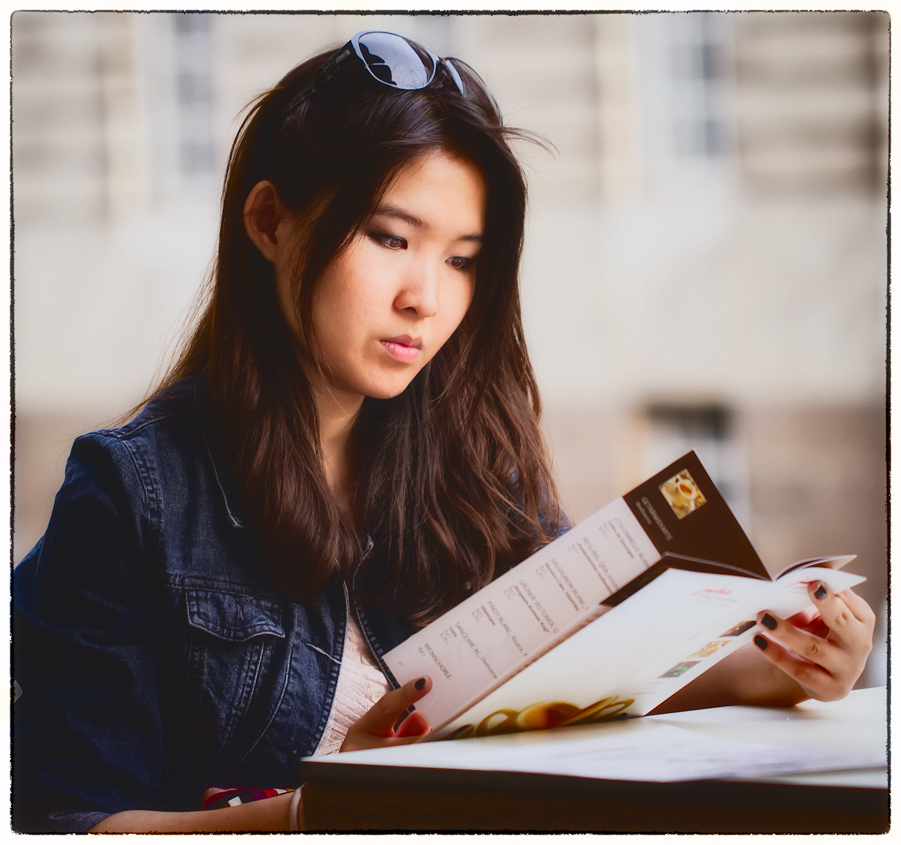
[312,613,392,756]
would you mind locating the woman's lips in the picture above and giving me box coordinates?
[380,336,422,364]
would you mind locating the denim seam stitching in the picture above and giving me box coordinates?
[166,576,285,603]
[104,432,164,552]
[302,585,348,756]
[221,639,264,748]
[184,592,285,640]
[302,642,341,665]
[220,636,295,781]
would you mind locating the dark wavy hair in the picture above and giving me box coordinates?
[153,39,563,623]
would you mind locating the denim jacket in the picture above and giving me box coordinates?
[12,378,417,832]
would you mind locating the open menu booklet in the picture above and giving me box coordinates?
[384,451,864,742]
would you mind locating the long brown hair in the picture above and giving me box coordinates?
[154,40,563,623]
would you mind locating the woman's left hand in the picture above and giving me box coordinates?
[339,677,433,753]
[753,580,876,701]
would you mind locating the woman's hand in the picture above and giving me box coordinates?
[340,677,433,753]
[752,580,876,701]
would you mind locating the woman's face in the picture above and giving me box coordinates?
[275,150,485,407]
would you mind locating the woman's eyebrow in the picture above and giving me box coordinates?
[373,205,483,243]
[373,205,424,229]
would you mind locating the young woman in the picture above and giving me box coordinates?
[13,31,875,833]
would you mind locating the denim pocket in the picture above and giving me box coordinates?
[182,590,288,751]
[186,591,286,641]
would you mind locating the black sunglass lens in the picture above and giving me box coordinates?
[443,59,466,96]
[357,33,435,89]
[358,43,394,85]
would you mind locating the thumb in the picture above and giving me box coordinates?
[342,676,433,752]
[360,676,432,733]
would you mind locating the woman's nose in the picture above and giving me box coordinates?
[394,261,439,318]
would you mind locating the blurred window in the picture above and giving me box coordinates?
[670,15,730,157]
[173,13,216,177]
[637,12,737,184]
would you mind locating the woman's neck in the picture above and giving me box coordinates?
[314,389,364,503]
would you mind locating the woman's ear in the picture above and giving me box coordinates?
[243,180,285,264]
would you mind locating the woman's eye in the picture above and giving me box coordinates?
[447,255,476,271]
[371,232,406,250]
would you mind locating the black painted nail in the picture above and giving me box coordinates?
[414,677,426,691]
[814,583,827,600]
[754,635,768,650]
[761,613,777,630]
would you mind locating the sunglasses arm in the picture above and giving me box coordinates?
[284,44,354,115]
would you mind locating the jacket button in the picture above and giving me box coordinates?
[369,689,384,704]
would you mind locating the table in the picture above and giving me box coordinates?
[297,686,888,832]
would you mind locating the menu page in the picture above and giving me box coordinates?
[384,451,844,737]
[384,498,660,729]
[430,566,865,741]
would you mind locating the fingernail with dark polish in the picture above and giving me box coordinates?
[814,583,827,600]
[761,613,777,630]
[414,678,426,691]
[754,635,768,650]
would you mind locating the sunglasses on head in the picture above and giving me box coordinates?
[283,30,492,116]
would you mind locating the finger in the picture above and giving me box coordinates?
[395,710,430,738]
[785,605,829,638]
[751,631,836,698]
[756,610,838,669]
[808,582,875,647]
[756,591,872,700]
[353,677,433,736]
[786,604,817,627]
[755,605,864,685]
[365,730,430,749]
[834,586,878,627]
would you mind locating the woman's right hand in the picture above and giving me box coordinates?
[340,677,433,753]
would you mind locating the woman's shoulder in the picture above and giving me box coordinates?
[98,376,203,445]
[73,377,211,475]
[61,375,228,521]
[26,373,260,587]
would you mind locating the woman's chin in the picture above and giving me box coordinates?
[367,386,413,401]
[364,376,419,401]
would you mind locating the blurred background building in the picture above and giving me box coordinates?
[12,11,888,684]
